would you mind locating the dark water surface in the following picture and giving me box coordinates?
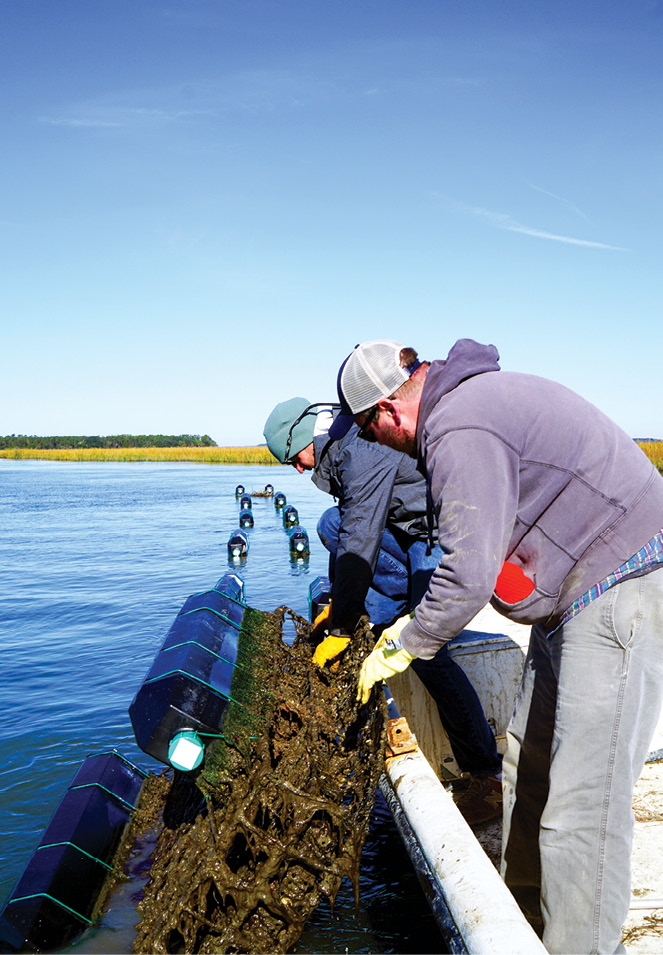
[0,460,443,954]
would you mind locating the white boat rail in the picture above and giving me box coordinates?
[381,717,546,955]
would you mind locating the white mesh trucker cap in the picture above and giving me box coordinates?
[329,340,418,441]
[340,340,411,412]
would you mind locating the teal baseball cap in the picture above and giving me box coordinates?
[263,397,317,464]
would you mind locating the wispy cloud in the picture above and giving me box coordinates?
[502,220,627,250]
[41,106,214,129]
[37,71,331,132]
[527,182,590,222]
[42,116,123,129]
[441,197,629,251]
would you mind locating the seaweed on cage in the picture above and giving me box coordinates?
[132,607,386,955]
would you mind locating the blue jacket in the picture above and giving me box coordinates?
[401,338,663,658]
[312,423,430,632]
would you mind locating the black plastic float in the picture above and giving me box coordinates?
[289,526,310,559]
[0,751,146,954]
[227,529,249,560]
[282,505,299,527]
[239,510,254,529]
[128,573,245,772]
[308,576,331,623]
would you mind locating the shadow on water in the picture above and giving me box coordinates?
[296,789,446,954]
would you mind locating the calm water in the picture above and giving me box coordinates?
[0,459,442,954]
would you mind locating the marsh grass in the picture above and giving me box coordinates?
[2,442,662,472]
[0,446,278,465]
[638,441,663,474]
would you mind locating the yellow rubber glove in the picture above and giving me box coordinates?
[312,633,351,667]
[311,602,331,639]
[356,614,416,704]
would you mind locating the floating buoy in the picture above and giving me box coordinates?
[308,576,332,622]
[289,526,310,558]
[227,530,249,560]
[283,505,299,527]
[274,492,286,508]
[239,494,252,511]
[0,751,146,953]
[129,574,245,771]
[239,510,254,529]
[234,484,245,498]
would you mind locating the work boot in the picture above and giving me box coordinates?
[452,774,502,827]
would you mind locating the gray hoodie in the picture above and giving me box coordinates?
[401,338,663,659]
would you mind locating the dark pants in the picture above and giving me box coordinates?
[317,506,501,775]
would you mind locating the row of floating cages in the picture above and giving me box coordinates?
[227,525,310,561]
[239,510,297,531]
[0,571,331,954]
[240,488,286,508]
[235,484,274,501]
[227,488,308,561]
[236,500,297,528]
[237,487,286,508]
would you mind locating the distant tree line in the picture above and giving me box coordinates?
[0,434,217,449]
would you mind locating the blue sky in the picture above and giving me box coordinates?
[2,0,662,444]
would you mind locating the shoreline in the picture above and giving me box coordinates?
[0,447,278,465]
[1,443,661,473]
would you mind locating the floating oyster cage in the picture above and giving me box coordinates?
[129,573,245,772]
[0,751,146,954]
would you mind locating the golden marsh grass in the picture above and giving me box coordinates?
[0,446,278,465]
[638,441,663,473]
[2,442,661,472]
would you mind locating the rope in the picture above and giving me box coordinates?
[36,842,113,871]
[68,783,137,811]
[158,639,246,671]
[178,606,247,634]
[142,669,255,716]
[7,893,92,925]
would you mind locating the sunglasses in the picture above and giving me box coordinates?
[357,404,380,441]
[283,402,338,463]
